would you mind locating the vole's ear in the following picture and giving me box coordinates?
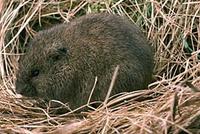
[48,47,68,63]
[57,47,68,54]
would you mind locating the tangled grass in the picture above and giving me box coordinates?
[0,0,200,133]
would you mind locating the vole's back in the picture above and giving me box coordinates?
[16,13,154,109]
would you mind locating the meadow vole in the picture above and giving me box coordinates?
[15,13,154,109]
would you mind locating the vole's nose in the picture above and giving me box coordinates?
[15,81,25,95]
[15,80,37,97]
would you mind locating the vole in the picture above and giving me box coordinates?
[15,13,154,109]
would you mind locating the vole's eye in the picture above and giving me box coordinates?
[31,69,40,77]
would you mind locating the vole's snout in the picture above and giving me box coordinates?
[15,81,23,94]
[15,80,38,97]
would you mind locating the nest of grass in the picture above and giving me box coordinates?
[0,0,200,133]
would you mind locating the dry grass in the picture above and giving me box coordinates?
[0,0,200,134]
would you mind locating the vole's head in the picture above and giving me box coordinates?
[15,26,76,103]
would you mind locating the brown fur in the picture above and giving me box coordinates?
[15,13,154,109]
